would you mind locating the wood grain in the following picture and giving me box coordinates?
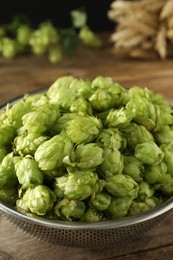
[0,35,173,259]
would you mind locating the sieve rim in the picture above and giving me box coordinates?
[1,197,173,230]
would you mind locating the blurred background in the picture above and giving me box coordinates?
[0,0,115,32]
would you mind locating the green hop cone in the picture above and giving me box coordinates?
[35,133,73,170]
[63,143,104,169]
[47,76,76,110]
[126,87,156,130]
[29,22,58,55]
[106,107,135,128]
[151,91,173,130]
[105,174,139,199]
[14,133,49,156]
[1,152,20,169]
[99,148,124,177]
[80,208,103,223]
[90,192,111,211]
[22,185,56,215]
[1,38,20,59]
[69,78,93,100]
[160,174,173,195]
[31,44,46,56]
[75,143,104,169]
[154,126,173,145]
[23,92,49,108]
[32,45,46,56]
[106,196,133,219]
[137,181,154,201]
[70,97,92,115]
[65,115,102,144]
[17,25,32,46]
[89,88,114,111]
[89,77,127,110]
[54,198,86,221]
[161,142,173,176]
[39,21,59,45]
[123,155,144,182]
[53,175,68,198]
[22,102,60,134]
[0,153,19,188]
[135,141,164,165]
[16,197,30,212]
[91,76,117,89]
[129,197,162,216]
[126,86,173,131]
[144,162,167,184]
[51,113,78,134]
[48,77,94,111]
[96,128,126,150]
[79,25,102,48]
[15,157,44,189]
[121,123,154,148]
[6,99,32,129]
[48,45,62,64]
[54,169,101,200]
[71,9,87,29]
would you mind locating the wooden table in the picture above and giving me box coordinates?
[0,37,173,260]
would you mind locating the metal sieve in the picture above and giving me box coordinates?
[1,89,173,248]
[0,198,173,248]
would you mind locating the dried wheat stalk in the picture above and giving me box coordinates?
[108,0,173,59]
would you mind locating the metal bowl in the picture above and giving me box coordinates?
[1,197,173,248]
[0,89,173,248]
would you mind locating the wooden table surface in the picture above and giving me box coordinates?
[0,36,173,260]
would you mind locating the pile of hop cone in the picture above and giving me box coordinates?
[108,0,173,59]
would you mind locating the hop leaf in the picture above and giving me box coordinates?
[71,9,87,29]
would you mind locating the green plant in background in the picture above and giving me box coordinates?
[0,10,102,63]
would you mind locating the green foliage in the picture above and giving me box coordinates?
[0,11,102,63]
